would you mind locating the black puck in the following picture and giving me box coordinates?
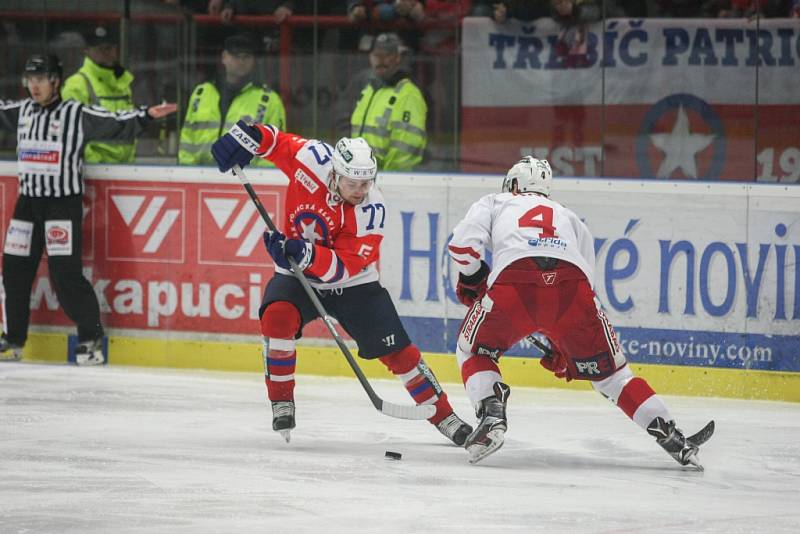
[384,450,402,460]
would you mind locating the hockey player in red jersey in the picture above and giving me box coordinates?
[211,120,472,444]
[448,156,713,466]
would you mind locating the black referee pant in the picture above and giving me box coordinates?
[2,194,103,346]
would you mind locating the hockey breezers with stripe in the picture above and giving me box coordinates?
[231,164,435,421]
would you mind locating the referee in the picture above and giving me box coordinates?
[0,53,176,364]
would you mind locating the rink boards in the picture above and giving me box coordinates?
[0,163,798,401]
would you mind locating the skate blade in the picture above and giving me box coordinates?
[76,355,105,366]
[467,429,505,464]
[278,429,292,443]
[685,454,704,471]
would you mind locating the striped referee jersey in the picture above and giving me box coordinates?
[0,98,149,197]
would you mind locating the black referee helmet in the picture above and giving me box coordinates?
[23,54,63,81]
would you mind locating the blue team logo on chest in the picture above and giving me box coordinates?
[293,212,330,246]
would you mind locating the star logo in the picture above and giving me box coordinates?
[650,106,715,178]
[299,220,323,243]
[293,212,329,246]
[636,94,726,180]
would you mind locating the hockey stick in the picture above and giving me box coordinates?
[231,164,435,421]
[525,333,553,357]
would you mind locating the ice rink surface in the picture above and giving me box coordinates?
[1,363,799,534]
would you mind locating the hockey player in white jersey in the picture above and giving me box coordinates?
[448,156,714,466]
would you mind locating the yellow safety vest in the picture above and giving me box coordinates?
[351,77,427,171]
[61,57,136,163]
[179,81,286,167]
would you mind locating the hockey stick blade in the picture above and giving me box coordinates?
[230,165,433,421]
[687,420,715,447]
[380,400,436,420]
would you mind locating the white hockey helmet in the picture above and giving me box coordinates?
[331,137,378,182]
[501,156,553,196]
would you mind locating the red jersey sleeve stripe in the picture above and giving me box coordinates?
[448,244,480,259]
[327,258,346,283]
[255,124,279,156]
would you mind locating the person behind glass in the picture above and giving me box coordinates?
[208,0,295,23]
[550,0,602,68]
[703,0,781,17]
[209,120,472,445]
[0,54,176,364]
[348,1,425,52]
[61,25,139,163]
[349,33,427,171]
[179,33,285,166]
[471,0,551,22]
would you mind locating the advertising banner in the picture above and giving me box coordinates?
[0,165,797,372]
[460,17,800,181]
[379,176,800,372]
[0,167,284,337]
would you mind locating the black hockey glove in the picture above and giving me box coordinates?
[456,260,490,307]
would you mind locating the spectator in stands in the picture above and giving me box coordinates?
[348,32,427,171]
[208,0,295,24]
[552,0,600,69]
[348,1,426,52]
[61,25,139,163]
[471,1,551,22]
[179,32,286,166]
[349,0,425,23]
[421,1,472,52]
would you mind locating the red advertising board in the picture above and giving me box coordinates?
[0,174,293,336]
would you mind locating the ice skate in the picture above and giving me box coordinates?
[0,336,23,362]
[75,338,105,366]
[465,382,510,464]
[435,412,473,446]
[647,417,711,470]
[272,400,296,443]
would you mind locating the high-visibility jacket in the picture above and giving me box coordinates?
[179,81,286,167]
[350,73,427,171]
[61,57,137,163]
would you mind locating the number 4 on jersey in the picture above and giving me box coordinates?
[518,205,557,238]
